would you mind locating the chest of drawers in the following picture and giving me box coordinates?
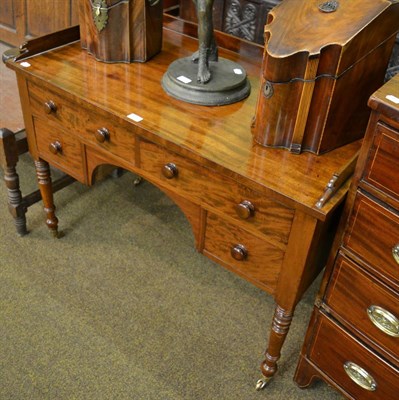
[294,75,399,398]
[5,23,361,387]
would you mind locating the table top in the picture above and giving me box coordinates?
[7,27,361,220]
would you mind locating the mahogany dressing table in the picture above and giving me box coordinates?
[4,19,361,389]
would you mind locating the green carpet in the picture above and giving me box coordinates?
[0,155,343,399]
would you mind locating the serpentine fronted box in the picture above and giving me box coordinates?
[251,0,399,154]
[78,0,163,63]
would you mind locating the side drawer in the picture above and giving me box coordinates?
[308,312,399,400]
[28,81,84,135]
[33,117,85,182]
[203,212,284,293]
[344,191,399,288]
[139,139,294,248]
[362,122,399,202]
[325,253,399,364]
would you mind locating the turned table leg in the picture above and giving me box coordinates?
[0,128,28,236]
[34,159,58,237]
[256,305,293,390]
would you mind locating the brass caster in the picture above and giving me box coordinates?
[133,176,143,186]
[255,377,272,391]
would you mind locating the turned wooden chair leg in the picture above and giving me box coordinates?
[34,159,59,237]
[0,128,28,236]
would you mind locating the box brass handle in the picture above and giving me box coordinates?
[367,305,399,337]
[95,127,110,143]
[392,244,399,264]
[236,200,255,220]
[148,0,160,5]
[231,244,248,261]
[343,362,377,391]
[44,100,57,114]
[162,163,178,179]
[49,141,62,155]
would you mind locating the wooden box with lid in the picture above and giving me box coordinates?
[251,0,399,154]
[78,0,163,62]
[294,74,399,398]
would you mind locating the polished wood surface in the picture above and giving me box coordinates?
[295,74,399,398]
[252,0,399,154]
[6,27,361,385]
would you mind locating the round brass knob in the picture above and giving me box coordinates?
[162,162,178,179]
[95,127,109,143]
[236,200,255,219]
[231,244,248,261]
[49,140,62,155]
[44,100,57,114]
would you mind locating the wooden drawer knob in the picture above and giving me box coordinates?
[392,244,399,265]
[231,244,248,261]
[95,127,110,143]
[49,141,62,155]
[162,162,178,179]
[44,100,57,114]
[236,200,255,219]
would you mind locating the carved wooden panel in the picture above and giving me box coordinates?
[179,0,280,44]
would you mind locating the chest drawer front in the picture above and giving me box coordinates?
[139,140,294,248]
[344,192,399,288]
[309,313,399,400]
[325,253,399,363]
[33,118,85,182]
[203,212,284,293]
[363,122,399,201]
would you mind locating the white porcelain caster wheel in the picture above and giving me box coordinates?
[255,377,272,391]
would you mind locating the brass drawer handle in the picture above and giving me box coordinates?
[343,361,377,391]
[367,305,399,337]
[236,200,255,220]
[392,244,399,265]
[49,141,62,155]
[44,100,57,114]
[95,127,110,143]
[231,244,248,261]
[162,163,178,179]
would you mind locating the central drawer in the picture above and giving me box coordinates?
[325,253,399,364]
[139,139,294,248]
[344,191,399,288]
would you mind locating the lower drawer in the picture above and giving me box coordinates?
[203,212,284,293]
[33,117,85,182]
[308,312,399,400]
[325,253,399,364]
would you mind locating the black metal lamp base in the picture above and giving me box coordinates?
[161,57,251,106]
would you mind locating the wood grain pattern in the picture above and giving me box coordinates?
[344,192,399,290]
[294,75,399,398]
[252,0,399,154]
[79,0,163,62]
[325,253,399,365]
[6,31,360,219]
[308,313,399,400]
[5,27,363,384]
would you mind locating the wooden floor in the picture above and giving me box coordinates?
[0,42,24,132]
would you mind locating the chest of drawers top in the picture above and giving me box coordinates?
[7,28,360,220]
